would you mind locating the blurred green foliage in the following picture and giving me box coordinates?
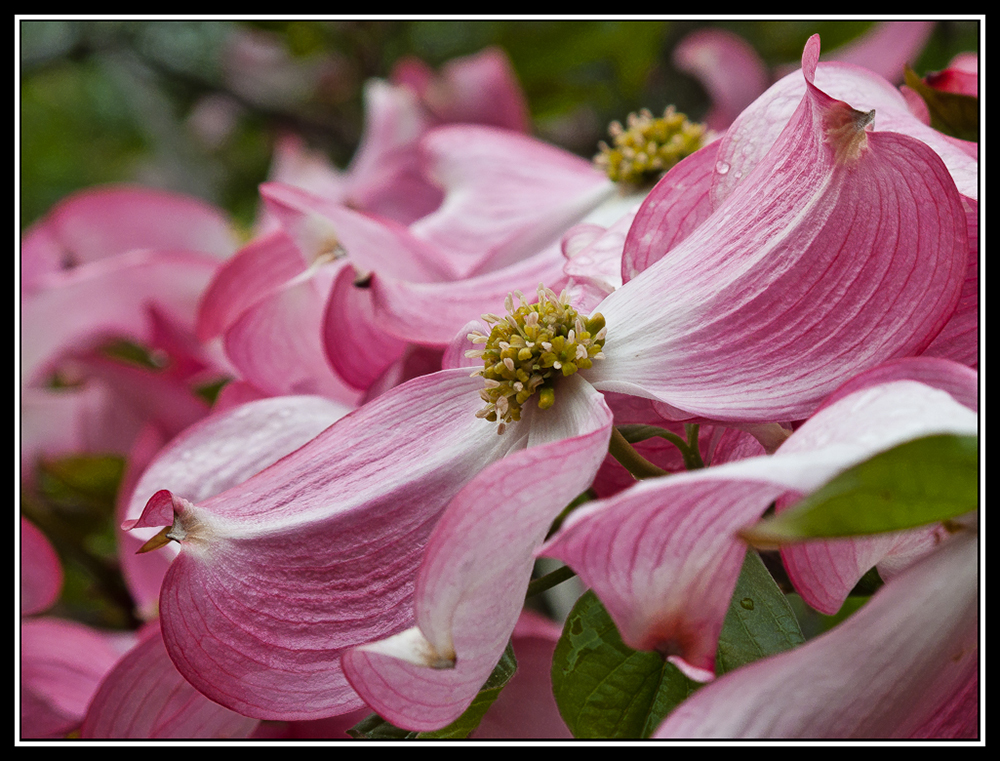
[19,19,979,232]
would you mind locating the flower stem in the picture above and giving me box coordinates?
[525,565,577,599]
[609,426,670,479]
[683,424,705,470]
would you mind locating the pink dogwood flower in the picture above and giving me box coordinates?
[128,367,612,721]
[626,36,977,369]
[128,34,969,733]
[336,36,969,729]
[19,185,240,478]
[202,123,616,398]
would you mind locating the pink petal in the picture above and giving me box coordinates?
[119,394,352,611]
[20,517,62,617]
[260,181,450,282]
[116,425,172,619]
[434,47,531,133]
[222,261,362,403]
[824,21,936,83]
[673,29,770,131]
[470,611,572,739]
[197,229,307,341]
[620,139,720,283]
[22,184,238,273]
[814,355,978,415]
[20,222,65,295]
[259,133,350,234]
[322,264,408,391]
[715,37,977,206]
[926,67,978,98]
[587,36,968,423]
[340,79,443,225]
[540,377,977,679]
[22,249,221,385]
[81,624,258,739]
[342,375,612,730]
[654,530,978,738]
[122,394,352,523]
[409,125,615,279]
[921,197,979,368]
[368,240,568,347]
[138,369,526,720]
[777,357,978,614]
[564,198,641,295]
[20,618,134,739]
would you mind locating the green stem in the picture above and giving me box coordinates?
[609,426,670,480]
[525,565,577,599]
[683,423,706,470]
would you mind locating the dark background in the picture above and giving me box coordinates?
[19,19,979,232]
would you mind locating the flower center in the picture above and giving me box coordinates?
[468,285,607,434]
[594,106,707,185]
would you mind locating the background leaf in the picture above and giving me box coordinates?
[904,65,979,141]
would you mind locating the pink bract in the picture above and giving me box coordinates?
[130,368,610,721]
[589,35,968,423]
[81,625,259,739]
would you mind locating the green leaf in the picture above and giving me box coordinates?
[345,713,417,740]
[715,550,805,673]
[35,454,125,506]
[551,550,804,738]
[904,66,978,141]
[786,593,868,640]
[743,434,978,545]
[347,641,518,739]
[551,590,698,739]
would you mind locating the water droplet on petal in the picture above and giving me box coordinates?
[715,161,730,175]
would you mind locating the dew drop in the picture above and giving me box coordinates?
[740,597,754,610]
[715,161,731,175]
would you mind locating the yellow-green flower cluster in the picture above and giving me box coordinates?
[594,106,707,185]
[468,286,607,434]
